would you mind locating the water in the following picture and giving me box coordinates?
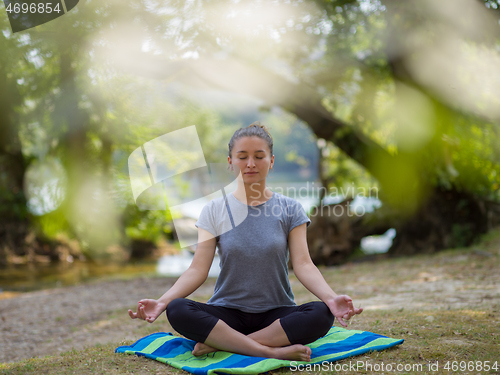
[157,249,221,277]
[0,260,158,293]
[0,253,221,294]
[360,228,396,254]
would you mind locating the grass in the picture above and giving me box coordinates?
[0,343,170,374]
[1,228,500,375]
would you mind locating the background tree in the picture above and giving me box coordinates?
[1,0,500,266]
[102,0,500,260]
[0,15,30,265]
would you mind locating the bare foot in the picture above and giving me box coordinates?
[193,342,311,362]
[272,344,311,362]
[192,342,218,356]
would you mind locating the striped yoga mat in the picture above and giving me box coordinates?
[116,326,404,374]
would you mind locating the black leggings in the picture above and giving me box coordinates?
[166,298,334,345]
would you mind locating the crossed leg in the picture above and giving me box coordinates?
[192,318,305,358]
[167,299,333,362]
[192,318,311,361]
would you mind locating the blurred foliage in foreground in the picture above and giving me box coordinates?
[1,0,499,265]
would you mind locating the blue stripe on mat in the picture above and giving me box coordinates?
[311,331,384,357]
[181,356,263,375]
[309,339,405,365]
[152,339,195,357]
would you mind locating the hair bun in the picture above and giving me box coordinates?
[228,121,274,157]
[249,121,272,140]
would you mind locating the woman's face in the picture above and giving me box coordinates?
[228,136,274,184]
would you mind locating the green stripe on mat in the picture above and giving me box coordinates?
[141,336,173,354]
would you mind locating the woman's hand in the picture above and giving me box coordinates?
[128,299,167,323]
[326,295,363,327]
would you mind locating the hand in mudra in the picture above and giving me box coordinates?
[128,299,166,323]
[326,295,363,327]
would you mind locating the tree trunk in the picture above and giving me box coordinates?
[306,187,500,264]
[0,49,29,267]
[306,199,394,265]
[389,187,500,256]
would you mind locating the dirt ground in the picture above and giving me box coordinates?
[1,247,499,364]
[0,277,215,363]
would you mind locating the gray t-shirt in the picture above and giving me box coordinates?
[195,191,311,313]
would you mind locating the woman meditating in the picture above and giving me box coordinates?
[128,123,363,362]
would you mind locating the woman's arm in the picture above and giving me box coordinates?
[157,228,217,305]
[288,223,363,326]
[128,227,217,323]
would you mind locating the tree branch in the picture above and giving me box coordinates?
[101,48,392,180]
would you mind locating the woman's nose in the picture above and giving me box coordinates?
[247,157,256,167]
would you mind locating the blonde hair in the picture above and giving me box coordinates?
[228,121,273,158]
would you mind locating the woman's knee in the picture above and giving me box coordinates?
[165,298,218,343]
[309,301,334,333]
[282,301,335,344]
[165,298,189,326]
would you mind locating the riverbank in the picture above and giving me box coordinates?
[1,229,499,373]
